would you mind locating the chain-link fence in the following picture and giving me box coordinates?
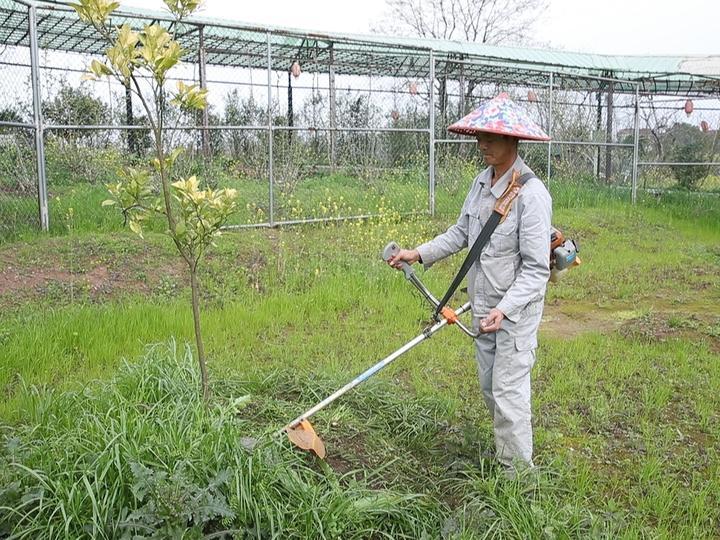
[0,3,39,238]
[0,0,718,240]
[636,94,720,193]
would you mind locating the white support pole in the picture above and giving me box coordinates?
[631,85,640,205]
[329,44,336,171]
[605,81,614,182]
[458,60,465,116]
[429,50,435,216]
[29,5,48,231]
[266,32,274,226]
[546,72,554,187]
[198,25,210,158]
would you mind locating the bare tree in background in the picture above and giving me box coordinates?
[373,0,547,133]
[373,0,547,45]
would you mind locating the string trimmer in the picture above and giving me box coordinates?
[283,170,580,457]
[283,241,479,458]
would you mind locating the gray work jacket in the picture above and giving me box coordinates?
[416,155,552,323]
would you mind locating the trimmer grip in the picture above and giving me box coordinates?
[382,241,415,280]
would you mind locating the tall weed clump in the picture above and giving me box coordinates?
[0,342,445,539]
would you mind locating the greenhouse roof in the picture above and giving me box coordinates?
[2,0,719,96]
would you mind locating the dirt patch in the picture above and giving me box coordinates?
[541,301,626,338]
[617,312,720,350]
[618,312,675,342]
[325,432,369,476]
[0,263,151,301]
[542,301,720,351]
[0,240,187,309]
[541,306,613,338]
[0,264,71,295]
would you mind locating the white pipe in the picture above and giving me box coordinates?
[285,301,472,430]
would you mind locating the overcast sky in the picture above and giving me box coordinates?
[119,0,719,56]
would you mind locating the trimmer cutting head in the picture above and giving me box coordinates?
[286,420,326,459]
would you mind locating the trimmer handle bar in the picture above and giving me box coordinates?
[383,241,479,339]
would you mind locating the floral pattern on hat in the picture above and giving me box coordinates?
[448,92,550,141]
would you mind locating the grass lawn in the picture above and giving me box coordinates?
[1,183,719,538]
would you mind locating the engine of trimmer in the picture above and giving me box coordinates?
[550,227,581,282]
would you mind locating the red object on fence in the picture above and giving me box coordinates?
[527,90,538,102]
[409,82,418,95]
[684,99,694,115]
[700,120,710,132]
[290,61,301,78]
[390,110,400,121]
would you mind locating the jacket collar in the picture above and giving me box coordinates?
[478,155,526,199]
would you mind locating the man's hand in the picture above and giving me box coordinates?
[480,308,505,333]
[387,248,420,269]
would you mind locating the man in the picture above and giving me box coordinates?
[388,93,552,471]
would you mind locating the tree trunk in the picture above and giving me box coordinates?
[438,76,448,130]
[125,82,137,155]
[190,265,209,401]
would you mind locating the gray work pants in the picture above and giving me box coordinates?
[474,308,542,467]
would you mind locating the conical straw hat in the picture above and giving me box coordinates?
[448,92,550,141]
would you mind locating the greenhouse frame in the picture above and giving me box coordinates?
[0,0,719,234]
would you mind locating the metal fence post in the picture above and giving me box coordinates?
[329,44,336,171]
[29,4,48,232]
[458,59,465,116]
[631,85,640,205]
[198,25,210,158]
[605,81,614,182]
[595,90,602,179]
[428,50,435,216]
[546,71,554,186]
[266,32,274,226]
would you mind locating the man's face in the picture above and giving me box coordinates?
[476,133,517,166]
